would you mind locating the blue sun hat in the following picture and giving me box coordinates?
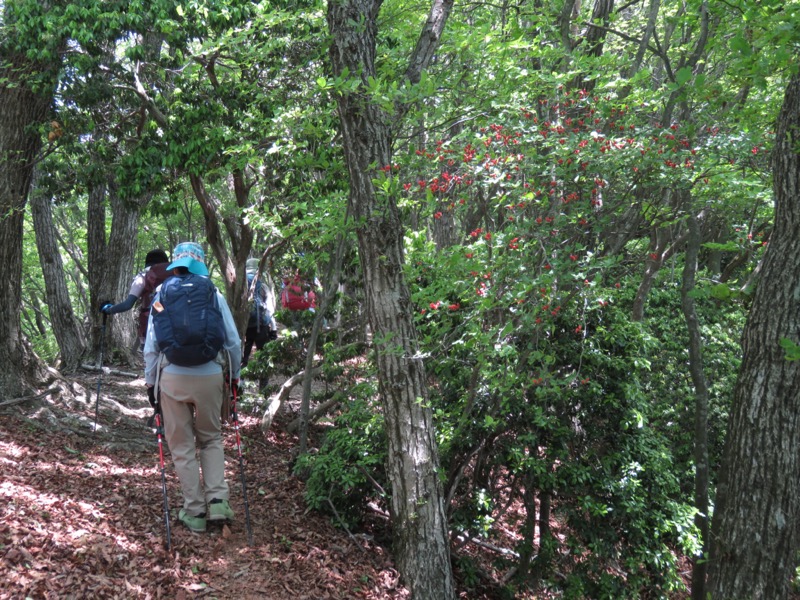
[166,241,209,276]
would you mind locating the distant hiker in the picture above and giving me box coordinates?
[143,241,242,534]
[100,249,172,350]
[280,269,317,312]
[242,257,278,369]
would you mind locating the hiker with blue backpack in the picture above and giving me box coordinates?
[242,257,278,370]
[143,242,242,534]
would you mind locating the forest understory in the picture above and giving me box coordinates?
[0,370,537,600]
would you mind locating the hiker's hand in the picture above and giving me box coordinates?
[147,386,158,409]
[100,303,114,314]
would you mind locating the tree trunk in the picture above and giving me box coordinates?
[0,34,60,398]
[189,173,255,336]
[326,0,456,597]
[298,233,347,456]
[680,212,710,600]
[29,170,87,371]
[706,68,800,600]
[86,182,141,364]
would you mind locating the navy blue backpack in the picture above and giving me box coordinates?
[246,272,272,331]
[152,274,225,366]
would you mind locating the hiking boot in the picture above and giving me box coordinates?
[208,499,235,522]
[178,509,207,533]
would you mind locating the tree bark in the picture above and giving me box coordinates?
[86,182,141,364]
[680,212,710,600]
[326,0,456,596]
[706,67,800,600]
[189,173,255,335]
[29,170,87,371]
[0,25,60,398]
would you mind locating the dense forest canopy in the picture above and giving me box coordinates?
[2,0,800,597]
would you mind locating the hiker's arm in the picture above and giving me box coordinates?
[143,294,160,386]
[217,292,242,380]
[103,294,138,314]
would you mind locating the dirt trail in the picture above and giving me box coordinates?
[0,372,409,599]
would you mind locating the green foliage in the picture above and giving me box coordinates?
[392,77,757,593]
[9,0,784,596]
[296,388,388,529]
[780,337,800,362]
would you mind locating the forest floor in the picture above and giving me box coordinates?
[0,369,515,600]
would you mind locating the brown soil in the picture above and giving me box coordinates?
[0,370,510,599]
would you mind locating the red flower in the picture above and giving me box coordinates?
[434,212,443,219]
[430,301,441,310]
[448,303,460,311]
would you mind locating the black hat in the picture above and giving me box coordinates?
[144,249,169,267]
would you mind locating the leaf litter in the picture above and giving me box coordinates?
[0,373,410,600]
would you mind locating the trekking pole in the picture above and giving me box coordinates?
[93,312,108,433]
[152,401,172,552]
[230,383,254,546]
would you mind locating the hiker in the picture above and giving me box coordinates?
[143,241,242,534]
[280,269,317,312]
[100,249,171,350]
[242,258,278,368]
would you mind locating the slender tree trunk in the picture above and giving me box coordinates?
[680,212,710,600]
[189,173,255,335]
[326,0,456,596]
[298,233,347,456]
[29,171,87,371]
[0,35,59,398]
[706,68,800,600]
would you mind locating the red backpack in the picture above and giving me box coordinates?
[280,277,316,311]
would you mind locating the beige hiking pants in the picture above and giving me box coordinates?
[159,371,229,516]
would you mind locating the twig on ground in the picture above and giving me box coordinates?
[326,488,367,553]
[80,364,139,378]
[0,386,60,408]
[286,395,341,433]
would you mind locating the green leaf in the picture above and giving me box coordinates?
[675,67,693,86]
[730,35,752,56]
[779,338,800,361]
[702,242,740,252]
[709,284,731,300]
